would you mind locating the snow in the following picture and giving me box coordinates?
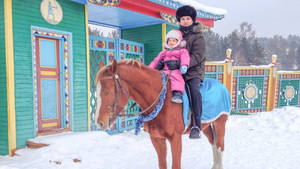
[278,70,299,74]
[250,64,274,68]
[171,0,227,15]
[1,106,300,169]
[232,64,274,68]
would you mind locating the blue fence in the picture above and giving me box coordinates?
[89,36,144,134]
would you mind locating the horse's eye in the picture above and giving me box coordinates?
[105,92,110,95]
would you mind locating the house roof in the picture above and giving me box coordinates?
[73,0,226,29]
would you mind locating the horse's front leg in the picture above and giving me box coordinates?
[150,136,167,169]
[168,133,182,169]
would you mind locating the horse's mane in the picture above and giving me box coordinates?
[95,59,153,83]
[119,59,143,69]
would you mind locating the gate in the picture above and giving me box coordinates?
[89,36,144,134]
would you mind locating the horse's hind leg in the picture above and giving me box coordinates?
[150,137,167,169]
[202,123,214,145]
[211,114,228,169]
[202,124,220,169]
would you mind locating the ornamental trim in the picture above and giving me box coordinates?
[148,0,224,21]
[244,84,258,102]
[284,86,295,102]
[88,0,121,6]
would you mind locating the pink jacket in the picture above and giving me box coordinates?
[149,48,190,71]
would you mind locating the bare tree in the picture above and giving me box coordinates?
[108,30,119,38]
[88,27,104,37]
[236,22,256,42]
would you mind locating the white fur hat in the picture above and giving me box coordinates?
[163,30,186,49]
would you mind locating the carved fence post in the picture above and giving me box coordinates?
[267,54,278,111]
[224,49,233,98]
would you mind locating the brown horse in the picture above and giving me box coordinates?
[94,59,228,169]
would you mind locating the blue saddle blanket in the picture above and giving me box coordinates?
[182,78,231,126]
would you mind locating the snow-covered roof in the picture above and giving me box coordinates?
[172,0,227,15]
[148,0,227,21]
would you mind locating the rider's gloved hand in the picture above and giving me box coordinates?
[180,65,188,74]
[156,60,165,70]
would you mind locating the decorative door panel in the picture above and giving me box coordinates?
[36,36,61,132]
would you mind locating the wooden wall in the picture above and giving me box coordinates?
[11,0,88,149]
[122,24,163,65]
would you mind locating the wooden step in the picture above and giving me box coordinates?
[26,141,49,149]
[11,128,72,156]
[36,128,71,136]
[27,128,71,149]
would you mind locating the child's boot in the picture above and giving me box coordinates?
[171,91,183,103]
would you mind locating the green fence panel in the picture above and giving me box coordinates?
[276,74,300,108]
[231,69,269,114]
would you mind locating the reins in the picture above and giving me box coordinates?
[110,70,172,118]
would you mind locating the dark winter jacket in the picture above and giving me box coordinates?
[180,22,206,82]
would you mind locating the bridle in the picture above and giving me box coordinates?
[110,74,129,119]
[100,71,171,122]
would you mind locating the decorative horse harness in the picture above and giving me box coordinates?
[105,71,171,122]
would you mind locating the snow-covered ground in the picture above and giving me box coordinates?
[0,106,300,169]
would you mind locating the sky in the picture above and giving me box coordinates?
[197,0,300,38]
[1,106,300,169]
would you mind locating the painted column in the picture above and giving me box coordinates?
[162,23,166,51]
[267,55,278,111]
[85,5,91,131]
[4,0,16,156]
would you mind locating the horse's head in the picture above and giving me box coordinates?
[94,60,129,130]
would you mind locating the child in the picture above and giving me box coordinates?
[149,30,190,103]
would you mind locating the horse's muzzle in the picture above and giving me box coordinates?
[96,121,104,129]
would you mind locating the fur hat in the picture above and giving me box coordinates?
[163,30,186,49]
[176,5,197,23]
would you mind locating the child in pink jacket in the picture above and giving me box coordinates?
[149,30,190,103]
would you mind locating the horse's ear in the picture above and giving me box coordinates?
[98,61,105,71]
[111,59,117,73]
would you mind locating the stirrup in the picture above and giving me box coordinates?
[189,126,201,139]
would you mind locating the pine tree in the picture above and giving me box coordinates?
[220,37,230,60]
[227,31,240,65]
[286,41,297,70]
[296,44,300,70]
[252,38,267,65]
[203,30,222,61]
[239,37,253,65]
[263,35,287,70]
